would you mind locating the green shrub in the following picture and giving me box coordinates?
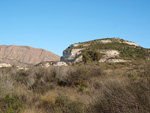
[82,53,90,64]
[82,50,102,63]
[0,95,23,113]
[90,42,148,60]
[38,96,86,113]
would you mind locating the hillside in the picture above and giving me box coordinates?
[61,38,150,63]
[0,39,149,113]
[0,45,60,66]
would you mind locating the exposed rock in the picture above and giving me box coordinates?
[100,40,112,44]
[74,55,83,63]
[61,48,83,62]
[105,59,129,63]
[0,45,60,66]
[123,41,139,46]
[100,50,120,58]
[17,66,29,70]
[61,38,147,63]
[0,63,11,68]
[36,61,68,67]
[98,50,129,63]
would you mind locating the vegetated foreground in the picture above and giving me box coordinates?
[0,60,149,113]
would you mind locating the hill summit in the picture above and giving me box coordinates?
[61,38,149,63]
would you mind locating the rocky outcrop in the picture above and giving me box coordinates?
[0,63,11,68]
[61,38,146,63]
[99,50,127,63]
[0,45,60,66]
[36,61,68,67]
[60,48,83,62]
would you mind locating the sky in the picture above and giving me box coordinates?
[0,0,150,56]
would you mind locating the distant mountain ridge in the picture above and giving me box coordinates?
[0,45,60,66]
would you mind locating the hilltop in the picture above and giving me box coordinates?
[61,38,150,63]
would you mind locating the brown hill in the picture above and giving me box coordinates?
[0,45,60,66]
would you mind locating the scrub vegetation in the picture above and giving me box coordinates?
[0,60,149,113]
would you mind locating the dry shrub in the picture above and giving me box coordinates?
[0,63,149,113]
[143,60,150,79]
[58,65,103,87]
[128,77,150,112]
[12,85,40,108]
[38,96,86,113]
[22,107,44,113]
[90,75,150,113]
[0,68,16,98]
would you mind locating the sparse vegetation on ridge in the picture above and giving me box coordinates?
[62,38,149,63]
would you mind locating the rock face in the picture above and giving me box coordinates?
[61,38,148,63]
[0,45,60,66]
[36,61,68,67]
[60,48,83,62]
[0,63,11,68]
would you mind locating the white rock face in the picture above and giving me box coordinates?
[99,58,128,63]
[17,66,29,70]
[99,39,139,46]
[100,40,112,44]
[100,50,120,58]
[71,44,80,47]
[53,62,68,66]
[106,59,128,63]
[0,63,12,68]
[123,41,139,46]
[70,43,90,47]
[61,49,83,62]
[37,61,68,67]
[99,50,129,63]
[74,55,83,63]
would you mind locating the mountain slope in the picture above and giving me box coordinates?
[0,45,60,66]
[61,38,150,63]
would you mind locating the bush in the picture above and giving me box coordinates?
[0,95,23,113]
[38,97,56,112]
[0,75,14,98]
[58,65,103,87]
[143,61,150,78]
[91,76,150,113]
[38,96,85,113]
[82,50,102,63]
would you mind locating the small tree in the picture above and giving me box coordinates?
[82,53,90,64]
[82,50,102,63]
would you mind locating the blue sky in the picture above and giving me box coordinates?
[0,0,150,56]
